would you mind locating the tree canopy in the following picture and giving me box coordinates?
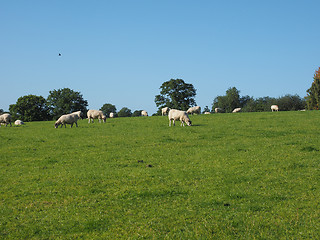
[47,88,88,119]
[9,95,50,121]
[306,67,320,110]
[100,103,117,117]
[154,79,196,114]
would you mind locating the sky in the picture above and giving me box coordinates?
[1,0,319,114]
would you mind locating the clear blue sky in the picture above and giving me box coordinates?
[1,1,319,114]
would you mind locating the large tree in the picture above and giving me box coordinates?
[47,88,88,119]
[154,79,196,114]
[118,107,132,117]
[100,103,117,117]
[306,67,320,110]
[9,94,50,121]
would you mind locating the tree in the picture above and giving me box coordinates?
[9,95,50,121]
[155,79,196,114]
[202,106,211,113]
[212,87,242,113]
[132,110,143,117]
[118,107,132,117]
[47,88,88,119]
[306,67,320,110]
[100,103,117,117]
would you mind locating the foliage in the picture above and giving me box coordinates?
[202,106,211,113]
[132,110,143,117]
[118,107,132,117]
[212,87,251,113]
[306,67,320,110]
[213,87,306,112]
[100,103,117,117]
[155,79,196,114]
[9,94,50,121]
[47,88,88,119]
[0,112,319,239]
[0,109,3,114]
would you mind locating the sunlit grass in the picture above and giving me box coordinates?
[0,111,319,239]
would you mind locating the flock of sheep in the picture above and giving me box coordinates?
[0,105,279,128]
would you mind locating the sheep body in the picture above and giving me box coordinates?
[0,113,12,127]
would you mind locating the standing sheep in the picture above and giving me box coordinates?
[87,109,106,123]
[186,106,201,115]
[0,113,12,127]
[271,105,279,112]
[141,110,148,116]
[168,109,192,127]
[55,113,80,128]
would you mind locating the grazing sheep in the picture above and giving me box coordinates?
[162,107,170,116]
[141,110,148,116]
[204,112,211,114]
[186,106,201,115]
[109,112,114,118]
[271,105,279,112]
[232,108,241,113]
[55,113,80,128]
[215,107,223,113]
[0,113,12,127]
[168,109,192,127]
[87,109,106,123]
[14,120,24,125]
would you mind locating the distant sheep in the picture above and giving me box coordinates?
[14,120,24,125]
[109,112,114,118]
[232,108,241,113]
[55,113,80,128]
[141,110,148,116]
[271,105,279,112]
[186,106,201,115]
[168,109,192,127]
[0,113,12,127]
[162,107,170,116]
[204,112,211,114]
[87,110,106,123]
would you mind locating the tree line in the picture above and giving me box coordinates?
[1,67,320,121]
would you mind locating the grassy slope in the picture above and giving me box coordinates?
[0,111,319,239]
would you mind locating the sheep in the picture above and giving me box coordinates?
[168,109,192,127]
[162,107,170,116]
[271,105,279,112]
[87,109,106,123]
[186,106,201,115]
[141,110,148,116]
[55,113,80,128]
[204,112,211,114]
[232,108,241,113]
[0,113,12,127]
[14,120,24,125]
[109,112,114,118]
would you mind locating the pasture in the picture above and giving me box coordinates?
[0,111,319,239]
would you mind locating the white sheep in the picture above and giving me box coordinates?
[162,107,170,116]
[87,109,106,123]
[271,105,279,112]
[186,106,201,115]
[55,113,80,128]
[141,110,148,116]
[232,108,241,113]
[0,113,12,127]
[204,112,211,114]
[14,120,24,125]
[109,112,114,118]
[168,109,192,127]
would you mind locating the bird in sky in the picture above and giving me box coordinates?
[58,53,61,56]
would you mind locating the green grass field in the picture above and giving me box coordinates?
[1,111,319,239]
